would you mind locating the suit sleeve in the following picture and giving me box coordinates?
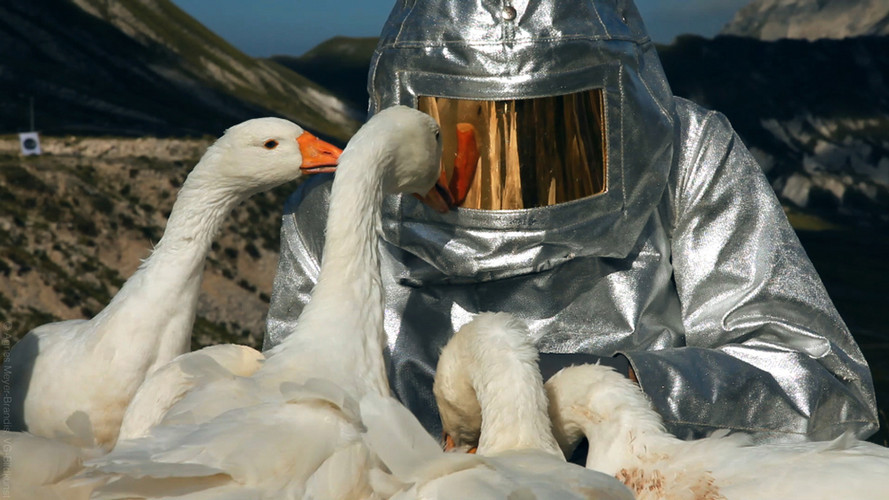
[625,103,878,442]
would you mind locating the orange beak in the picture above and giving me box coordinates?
[415,122,479,212]
[413,179,452,214]
[449,123,480,206]
[443,433,478,454]
[297,131,342,174]
[444,433,456,451]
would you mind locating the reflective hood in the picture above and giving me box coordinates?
[369,0,676,278]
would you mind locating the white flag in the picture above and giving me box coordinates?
[19,132,42,156]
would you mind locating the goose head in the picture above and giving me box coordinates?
[344,106,450,211]
[191,117,342,197]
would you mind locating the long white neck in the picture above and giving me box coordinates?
[474,343,562,457]
[545,364,679,475]
[92,156,242,366]
[261,147,390,397]
[439,313,563,457]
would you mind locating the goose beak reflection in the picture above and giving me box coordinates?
[414,179,452,213]
[297,131,342,174]
[449,122,480,205]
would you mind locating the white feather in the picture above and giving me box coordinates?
[546,362,889,499]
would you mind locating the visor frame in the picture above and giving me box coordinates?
[391,63,623,217]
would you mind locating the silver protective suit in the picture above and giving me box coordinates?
[266,0,878,442]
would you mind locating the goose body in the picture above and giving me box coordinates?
[70,106,449,498]
[412,312,634,500]
[1,118,341,450]
[360,390,634,500]
[546,362,889,499]
[116,344,265,441]
[434,312,563,457]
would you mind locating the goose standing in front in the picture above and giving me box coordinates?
[0,117,341,450]
[71,106,451,498]
[546,361,889,499]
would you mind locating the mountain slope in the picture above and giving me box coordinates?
[721,0,889,40]
[658,35,889,221]
[270,36,379,113]
[0,0,360,140]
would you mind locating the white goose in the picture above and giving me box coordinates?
[0,117,341,450]
[364,311,633,499]
[69,106,450,498]
[546,362,889,500]
[434,312,563,457]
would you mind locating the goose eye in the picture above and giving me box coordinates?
[264,140,279,149]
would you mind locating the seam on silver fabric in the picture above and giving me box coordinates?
[392,194,404,246]
[618,64,626,215]
[393,0,416,45]
[385,34,647,49]
[636,52,672,121]
[588,0,610,38]
[369,53,381,113]
[393,70,403,108]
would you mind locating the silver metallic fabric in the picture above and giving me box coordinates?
[266,0,878,442]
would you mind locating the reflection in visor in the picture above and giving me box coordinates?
[419,90,607,210]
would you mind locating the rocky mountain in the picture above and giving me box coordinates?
[270,37,379,113]
[721,0,889,40]
[0,0,361,141]
[657,34,889,226]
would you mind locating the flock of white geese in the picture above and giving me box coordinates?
[2,106,888,499]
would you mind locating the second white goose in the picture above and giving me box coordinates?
[70,106,450,498]
[403,311,635,500]
[546,362,889,500]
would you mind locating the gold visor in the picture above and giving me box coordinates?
[419,90,607,210]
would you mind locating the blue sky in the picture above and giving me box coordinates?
[170,0,753,57]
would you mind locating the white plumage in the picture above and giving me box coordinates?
[72,109,630,499]
[360,390,635,500]
[67,105,448,498]
[116,344,265,441]
[421,312,635,500]
[434,312,563,457]
[1,117,340,451]
[546,361,889,499]
[0,428,101,500]
[431,311,889,499]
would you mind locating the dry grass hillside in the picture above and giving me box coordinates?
[0,134,300,350]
